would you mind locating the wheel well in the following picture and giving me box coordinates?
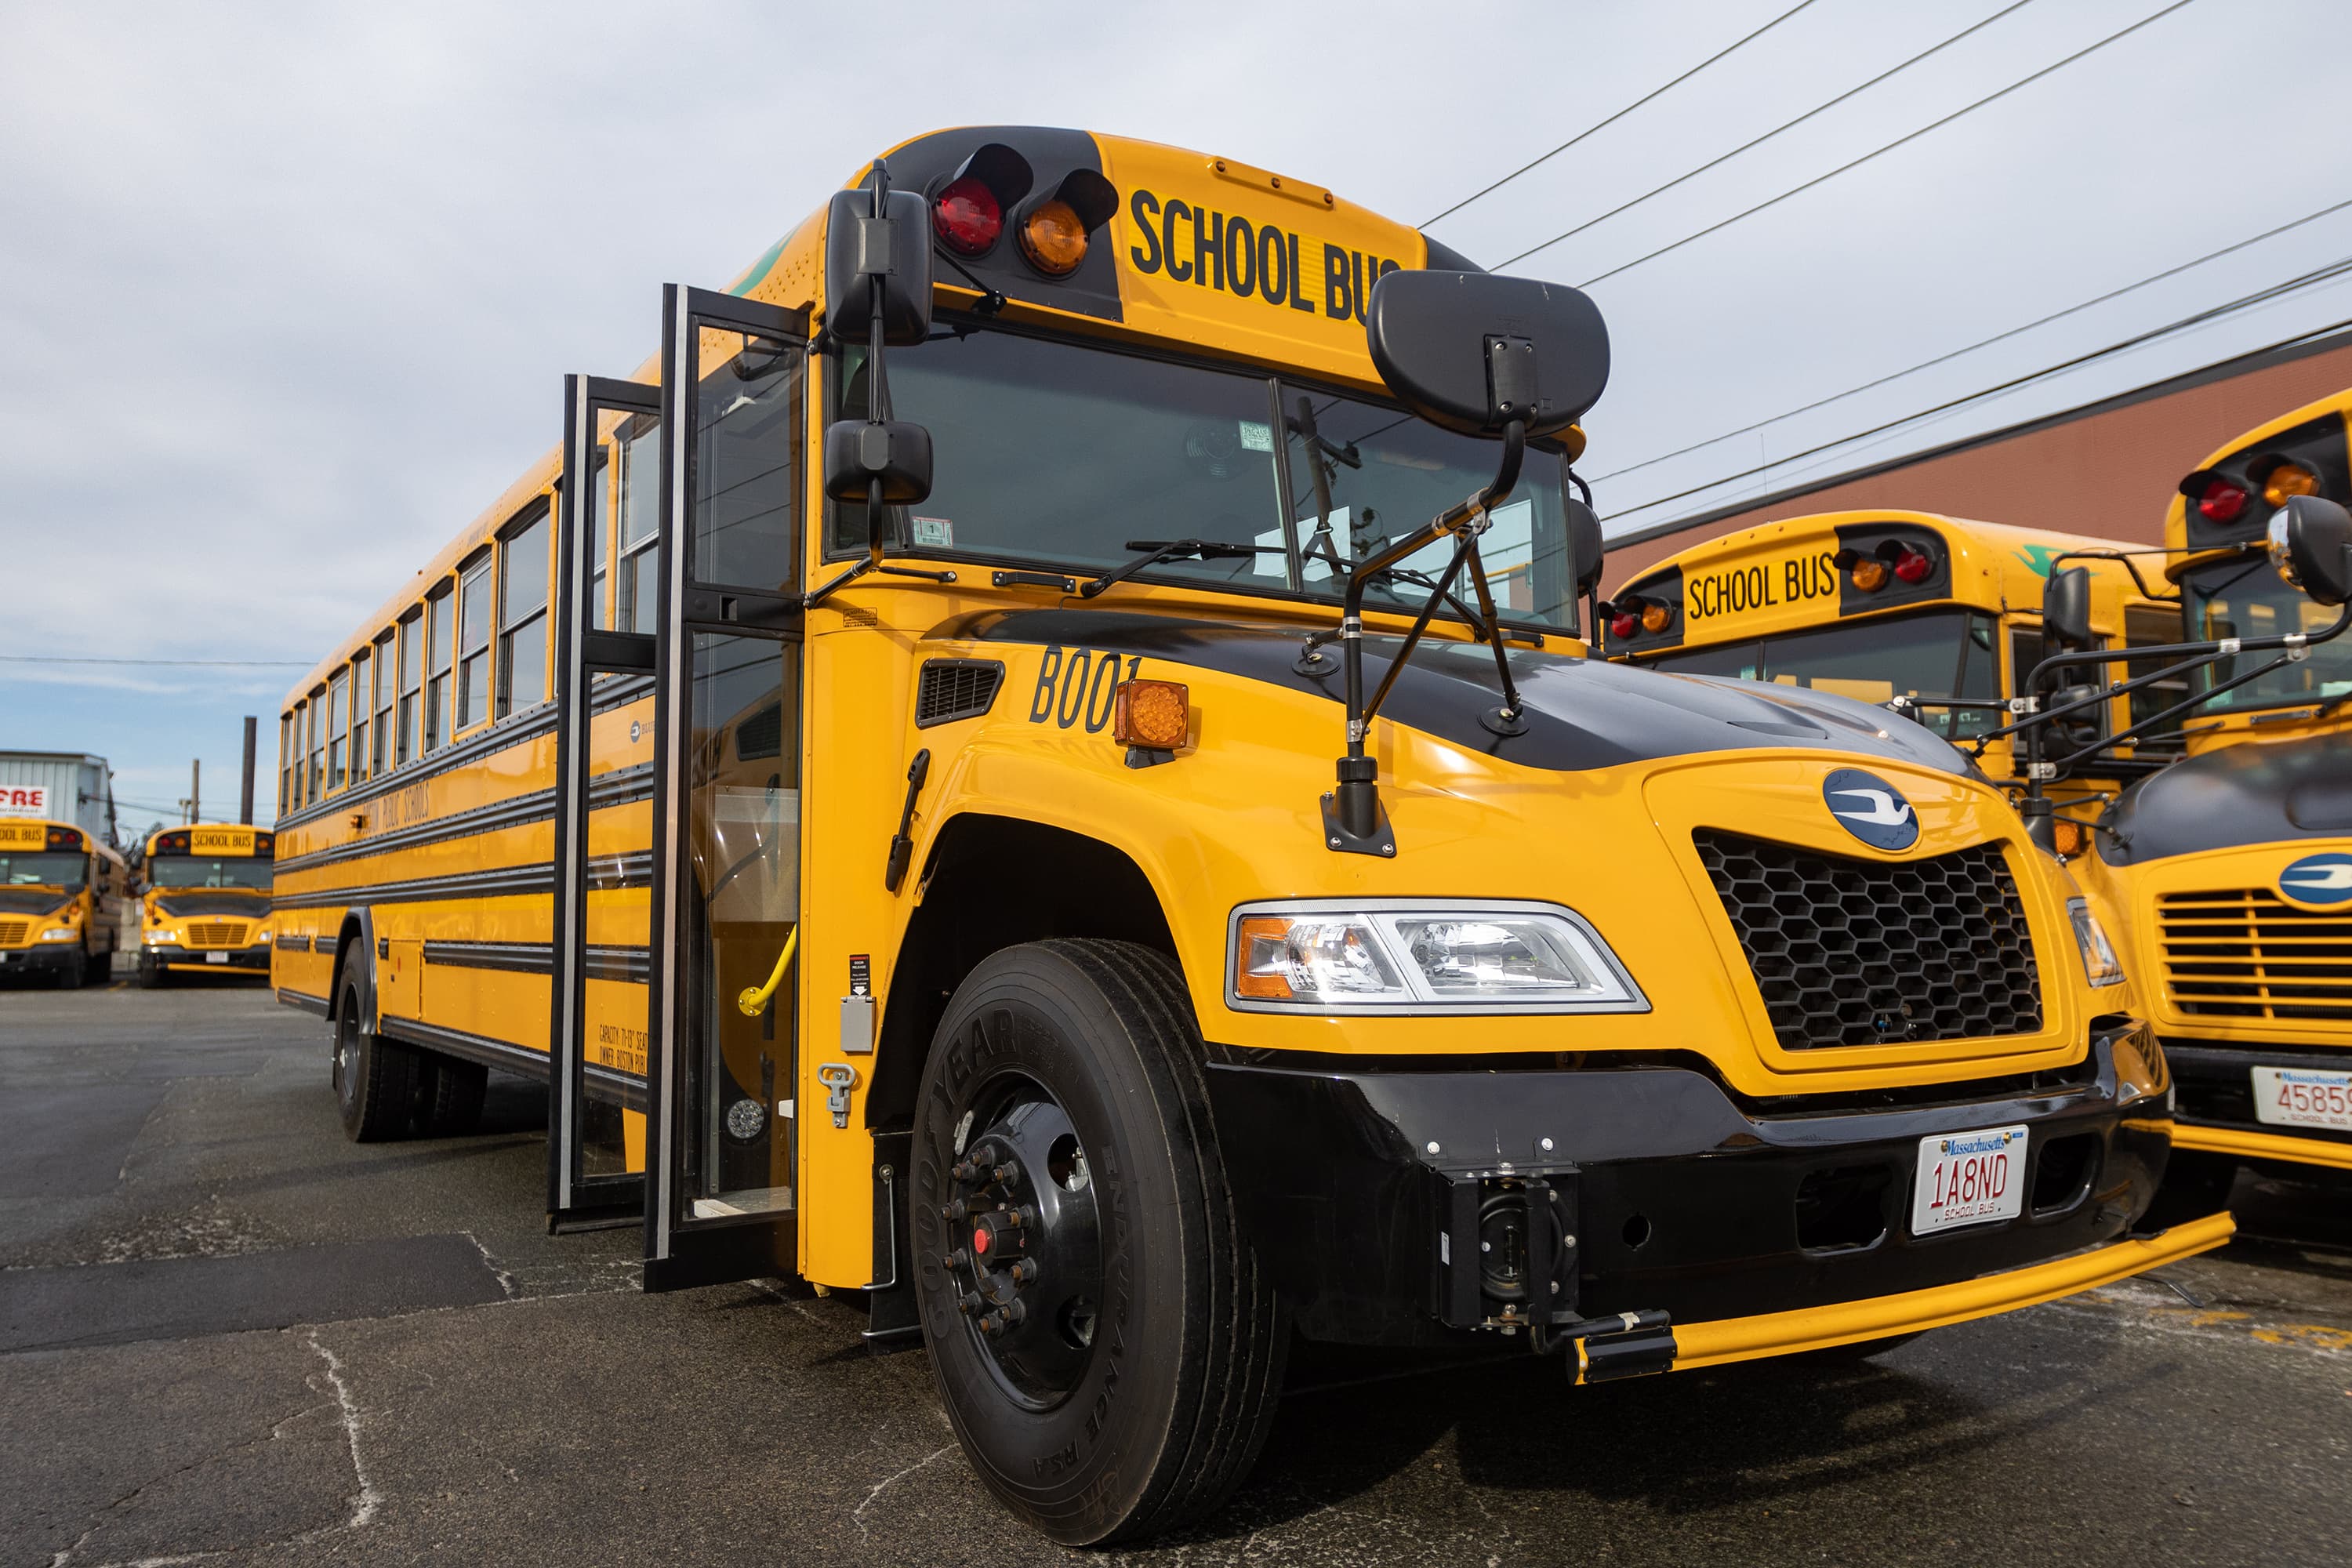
[327,913,368,1022]
[867,815,1178,1132]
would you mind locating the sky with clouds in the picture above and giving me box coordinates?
[5,0,2350,834]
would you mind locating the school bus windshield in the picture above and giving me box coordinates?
[1643,608,2003,739]
[0,852,87,888]
[147,857,274,891]
[828,323,1581,630]
[2183,554,2352,712]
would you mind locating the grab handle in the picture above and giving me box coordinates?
[735,925,799,1018]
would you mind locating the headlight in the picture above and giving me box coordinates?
[2068,899,2124,987]
[148,931,180,946]
[1229,900,1646,1014]
[38,927,81,942]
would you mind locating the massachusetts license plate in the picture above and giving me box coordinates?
[2252,1066,2352,1131]
[1911,1124,2028,1236]
[205,952,230,964]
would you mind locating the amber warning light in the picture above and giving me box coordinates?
[1112,679,1189,750]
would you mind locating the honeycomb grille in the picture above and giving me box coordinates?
[2158,889,2352,1022]
[1694,830,2042,1049]
[0,919,27,948]
[185,921,250,949]
[915,659,1004,728]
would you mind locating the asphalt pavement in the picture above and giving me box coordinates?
[4,978,2350,1567]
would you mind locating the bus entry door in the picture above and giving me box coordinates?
[643,286,810,1290]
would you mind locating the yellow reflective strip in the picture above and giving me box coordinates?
[2171,1121,2352,1171]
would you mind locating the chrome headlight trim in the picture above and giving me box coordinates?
[2067,898,2125,988]
[1225,897,1650,1016]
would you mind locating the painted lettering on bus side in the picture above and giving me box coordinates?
[1028,649,1145,733]
[1685,551,1839,623]
[1123,187,1397,317]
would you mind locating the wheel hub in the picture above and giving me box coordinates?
[938,1088,1102,1406]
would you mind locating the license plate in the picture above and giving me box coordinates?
[205,952,230,964]
[1911,1124,2028,1235]
[2252,1066,2352,1131]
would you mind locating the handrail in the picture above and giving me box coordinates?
[735,924,799,1018]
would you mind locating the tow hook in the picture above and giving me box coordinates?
[1557,1309,1676,1383]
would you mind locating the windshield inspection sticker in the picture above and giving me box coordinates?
[912,517,953,548]
[1237,420,1272,452]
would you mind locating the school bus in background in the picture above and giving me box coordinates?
[0,817,125,987]
[274,126,2227,1544]
[2056,391,2352,1204]
[1603,510,2183,813]
[136,824,275,986]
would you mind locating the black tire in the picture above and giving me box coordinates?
[332,966,418,1142]
[136,956,169,989]
[415,1052,488,1137]
[911,939,1286,1548]
[85,946,111,985]
[2145,1149,2239,1230]
[54,949,84,989]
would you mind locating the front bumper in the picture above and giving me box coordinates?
[143,944,271,975]
[2165,1040,2352,1174]
[1209,1019,2183,1352]
[0,943,82,977]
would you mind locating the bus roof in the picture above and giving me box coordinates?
[0,818,124,866]
[283,126,1452,708]
[1613,509,2163,655]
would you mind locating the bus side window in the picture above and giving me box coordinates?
[425,583,455,750]
[497,503,550,718]
[456,551,493,732]
[371,630,395,773]
[398,610,423,764]
[278,713,292,815]
[2124,604,2185,742]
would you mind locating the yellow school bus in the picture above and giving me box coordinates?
[136,823,275,985]
[1605,510,2181,808]
[2060,392,2352,1202]
[275,126,2227,1544]
[0,817,125,988]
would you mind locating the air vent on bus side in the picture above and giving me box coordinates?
[915,659,1006,728]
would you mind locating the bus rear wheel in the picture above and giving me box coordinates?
[415,1052,488,1137]
[910,939,1286,1547]
[333,969,418,1142]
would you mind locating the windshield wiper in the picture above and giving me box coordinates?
[1078,539,1278,599]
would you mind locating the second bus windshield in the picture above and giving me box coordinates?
[147,858,274,891]
[1644,608,2002,739]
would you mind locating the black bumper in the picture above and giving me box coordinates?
[2166,1040,2352,1162]
[144,945,271,974]
[0,944,83,977]
[1208,1021,2172,1347]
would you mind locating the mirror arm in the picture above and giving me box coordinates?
[1360,535,1475,731]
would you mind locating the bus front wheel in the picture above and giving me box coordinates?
[333,969,419,1142]
[910,938,1287,1547]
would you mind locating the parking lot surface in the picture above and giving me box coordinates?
[4,982,2350,1566]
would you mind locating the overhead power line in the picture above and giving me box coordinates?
[1421,0,1820,229]
[1499,0,2038,270]
[1574,0,2201,289]
[1602,253,2352,525]
[0,655,308,667]
[1592,195,2352,485]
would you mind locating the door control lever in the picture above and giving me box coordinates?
[817,1063,858,1129]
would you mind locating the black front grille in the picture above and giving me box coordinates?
[1694,830,2042,1049]
[915,659,1004,728]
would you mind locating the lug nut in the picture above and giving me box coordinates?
[957,1290,983,1316]
[993,1160,1020,1186]
[941,1198,969,1221]
[1011,1258,1040,1284]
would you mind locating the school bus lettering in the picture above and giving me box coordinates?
[1127,187,1397,318]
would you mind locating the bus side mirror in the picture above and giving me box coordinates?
[822,185,933,348]
[1567,496,1605,597]
[822,419,933,504]
[2042,566,2093,650]
[1363,270,1609,441]
[2271,494,2352,605]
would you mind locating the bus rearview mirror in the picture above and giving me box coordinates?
[2041,566,2093,650]
[2272,494,2352,606]
[1567,496,1605,597]
[1363,270,1609,441]
[822,186,933,347]
[822,419,932,506]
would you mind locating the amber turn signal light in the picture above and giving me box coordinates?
[2051,818,2086,858]
[1232,915,1295,1000]
[1018,199,1089,276]
[1639,601,1673,634]
[1112,678,1189,750]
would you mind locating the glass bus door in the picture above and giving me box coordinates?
[643,285,809,1290]
[548,374,662,1229]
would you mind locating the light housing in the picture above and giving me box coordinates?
[2196,476,2247,523]
[1018,199,1089,276]
[2260,459,2318,508]
[1639,601,1673,634]
[2067,898,2124,988]
[1112,678,1189,750]
[1891,543,1936,585]
[932,176,1003,256]
[1849,557,1889,591]
[2050,817,2087,858]
[38,927,79,942]
[1228,899,1646,1014]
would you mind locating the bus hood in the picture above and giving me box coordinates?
[0,887,75,916]
[962,608,1976,777]
[2103,728,2352,866]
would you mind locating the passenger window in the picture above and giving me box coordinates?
[456,553,493,731]
[371,632,395,772]
[615,414,661,633]
[306,692,325,801]
[2124,604,2185,742]
[278,713,294,813]
[690,333,801,591]
[398,612,423,764]
[426,585,455,750]
[498,505,550,717]
[586,447,612,631]
[327,670,350,791]
[349,653,370,784]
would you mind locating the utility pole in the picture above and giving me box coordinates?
[239,717,257,826]
[189,759,200,826]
